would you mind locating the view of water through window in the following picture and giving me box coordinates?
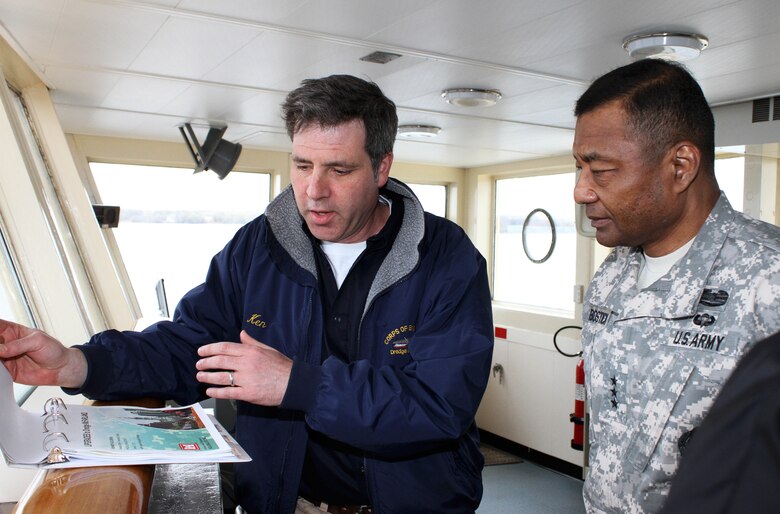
[91,163,270,319]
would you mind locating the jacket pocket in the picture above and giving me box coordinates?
[624,356,695,472]
[623,327,742,474]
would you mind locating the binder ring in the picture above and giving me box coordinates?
[42,397,68,417]
[43,432,69,452]
[45,446,70,464]
[43,412,69,433]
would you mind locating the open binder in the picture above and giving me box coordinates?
[0,366,250,469]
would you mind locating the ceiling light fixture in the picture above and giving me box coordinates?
[360,50,402,64]
[622,32,709,62]
[397,125,442,138]
[441,88,502,107]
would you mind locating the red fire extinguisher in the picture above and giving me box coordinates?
[570,358,585,451]
[554,325,584,452]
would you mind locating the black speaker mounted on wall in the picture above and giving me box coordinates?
[93,204,120,228]
[179,123,242,179]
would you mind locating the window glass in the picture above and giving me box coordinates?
[493,173,576,316]
[90,163,270,319]
[0,229,36,405]
[714,156,744,212]
[407,183,447,217]
[4,87,63,404]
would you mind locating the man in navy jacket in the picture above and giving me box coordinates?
[0,75,494,513]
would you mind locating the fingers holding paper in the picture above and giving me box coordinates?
[196,330,292,407]
[0,318,88,388]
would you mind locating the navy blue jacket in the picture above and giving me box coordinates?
[73,178,494,513]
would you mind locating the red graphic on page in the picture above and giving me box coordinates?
[179,442,201,450]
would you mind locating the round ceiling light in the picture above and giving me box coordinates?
[441,88,502,107]
[397,125,441,138]
[622,32,709,62]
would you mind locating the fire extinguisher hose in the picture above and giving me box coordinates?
[553,325,582,357]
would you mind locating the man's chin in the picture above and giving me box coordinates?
[595,231,620,248]
[305,223,342,243]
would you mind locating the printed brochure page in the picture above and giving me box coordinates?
[0,365,250,468]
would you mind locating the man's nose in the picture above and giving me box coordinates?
[573,169,597,205]
[306,169,329,199]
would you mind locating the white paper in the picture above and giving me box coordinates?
[0,366,250,468]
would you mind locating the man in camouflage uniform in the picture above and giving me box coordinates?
[573,58,780,513]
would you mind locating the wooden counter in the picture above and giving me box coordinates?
[12,465,154,514]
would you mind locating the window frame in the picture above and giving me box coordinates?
[0,71,93,345]
[467,157,592,333]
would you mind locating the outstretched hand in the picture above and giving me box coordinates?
[196,330,293,406]
[0,319,87,388]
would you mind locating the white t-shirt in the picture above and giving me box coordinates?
[319,195,392,289]
[320,240,366,289]
[638,237,695,289]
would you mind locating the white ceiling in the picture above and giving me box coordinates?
[2,0,780,168]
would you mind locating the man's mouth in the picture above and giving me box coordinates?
[308,210,334,224]
[589,216,610,229]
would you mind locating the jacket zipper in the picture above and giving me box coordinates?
[275,286,315,510]
[356,263,418,511]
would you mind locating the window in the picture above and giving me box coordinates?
[1,81,87,404]
[90,163,270,319]
[407,183,447,217]
[715,156,744,212]
[0,228,36,404]
[493,173,577,316]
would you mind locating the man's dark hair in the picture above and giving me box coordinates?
[574,59,715,173]
[281,75,398,174]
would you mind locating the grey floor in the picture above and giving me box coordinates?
[478,460,586,514]
[0,459,585,514]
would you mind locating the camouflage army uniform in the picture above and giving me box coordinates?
[581,194,780,513]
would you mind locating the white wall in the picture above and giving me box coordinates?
[476,326,584,468]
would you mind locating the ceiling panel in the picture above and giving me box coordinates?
[216,91,290,129]
[178,0,311,25]
[158,83,261,122]
[43,0,168,69]
[278,0,430,41]
[128,16,259,78]
[44,65,122,106]
[1,0,779,169]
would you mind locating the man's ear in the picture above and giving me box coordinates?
[671,143,701,192]
[376,152,393,188]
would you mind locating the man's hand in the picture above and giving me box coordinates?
[195,330,293,406]
[0,319,88,388]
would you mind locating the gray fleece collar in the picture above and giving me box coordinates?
[265,178,425,297]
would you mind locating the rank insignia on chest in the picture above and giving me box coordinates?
[609,376,618,408]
